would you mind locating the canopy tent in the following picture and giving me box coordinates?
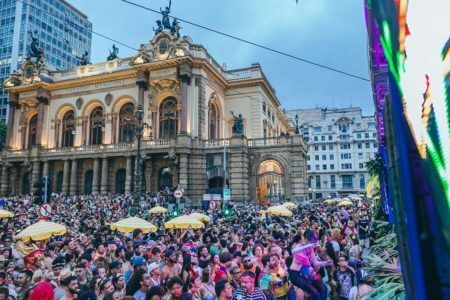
[0,209,14,218]
[267,205,293,217]
[15,220,67,242]
[164,215,205,229]
[188,213,211,222]
[149,206,168,214]
[337,200,354,207]
[110,217,157,233]
[282,202,297,209]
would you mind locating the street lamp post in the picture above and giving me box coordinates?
[131,104,151,212]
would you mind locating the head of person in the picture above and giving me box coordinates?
[98,278,114,295]
[338,255,348,269]
[51,256,66,276]
[229,265,242,281]
[112,273,125,290]
[109,260,122,275]
[75,262,86,280]
[148,263,161,278]
[165,250,177,264]
[146,286,164,300]
[270,253,280,268]
[132,256,147,271]
[126,267,149,296]
[304,229,319,244]
[215,279,233,299]
[240,272,256,294]
[241,254,253,268]
[16,270,32,288]
[198,245,208,258]
[261,254,271,269]
[253,244,264,257]
[166,277,183,299]
[201,266,215,283]
[61,274,78,296]
[219,252,233,269]
[133,228,144,240]
[29,281,54,300]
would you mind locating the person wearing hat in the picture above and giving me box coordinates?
[132,256,147,272]
[59,269,78,300]
[147,262,162,288]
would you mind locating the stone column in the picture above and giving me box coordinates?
[6,94,19,149]
[36,89,50,146]
[125,155,132,193]
[81,118,88,145]
[69,159,78,195]
[92,158,100,194]
[20,125,27,149]
[144,157,153,194]
[53,120,61,148]
[62,159,70,195]
[31,161,41,193]
[10,167,17,195]
[1,165,9,195]
[229,135,250,202]
[136,71,148,107]
[178,67,191,135]
[178,153,189,193]
[150,109,157,139]
[196,77,207,139]
[100,157,109,194]
[42,160,50,178]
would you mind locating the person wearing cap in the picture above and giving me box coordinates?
[148,262,162,288]
[132,256,147,272]
[57,269,78,300]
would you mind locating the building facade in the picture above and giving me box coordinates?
[1,23,307,204]
[288,108,377,199]
[0,0,92,121]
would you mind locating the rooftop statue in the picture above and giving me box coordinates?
[153,20,163,34]
[77,50,90,66]
[230,111,244,135]
[107,44,119,61]
[160,0,172,29]
[27,31,44,66]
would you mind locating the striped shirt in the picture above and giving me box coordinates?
[232,287,267,300]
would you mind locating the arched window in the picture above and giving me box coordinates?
[62,111,75,147]
[208,103,220,140]
[115,169,126,193]
[257,159,285,204]
[28,115,38,148]
[119,103,135,142]
[159,97,178,139]
[90,107,104,145]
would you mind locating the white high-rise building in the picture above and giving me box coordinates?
[288,107,378,199]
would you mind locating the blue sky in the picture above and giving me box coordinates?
[68,0,374,115]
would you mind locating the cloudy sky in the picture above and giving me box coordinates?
[68,0,374,115]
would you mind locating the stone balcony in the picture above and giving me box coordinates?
[3,136,304,161]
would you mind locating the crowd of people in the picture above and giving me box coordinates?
[0,193,374,300]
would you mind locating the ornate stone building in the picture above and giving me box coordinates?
[1,23,307,204]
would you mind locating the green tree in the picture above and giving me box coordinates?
[365,152,384,177]
[0,121,6,150]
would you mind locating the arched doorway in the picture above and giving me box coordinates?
[116,169,126,193]
[22,173,30,195]
[257,159,285,204]
[84,170,93,194]
[56,171,64,193]
[158,167,173,190]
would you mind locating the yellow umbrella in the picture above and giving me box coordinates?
[149,206,168,214]
[110,217,157,233]
[0,209,14,218]
[282,202,297,209]
[189,213,211,222]
[15,220,66,242]
[164,215,205,229]
[337,200,353,207]
[323,199,335,205]
[267,205,293,217]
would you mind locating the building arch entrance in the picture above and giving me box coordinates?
[257,159,285,204]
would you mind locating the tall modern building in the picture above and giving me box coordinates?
[288,107,377,199]
[0,0,92,121]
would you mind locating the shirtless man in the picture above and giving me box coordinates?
[162,250,181,285]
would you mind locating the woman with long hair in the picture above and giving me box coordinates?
[199,266,216,300]
[126,268,151,299]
